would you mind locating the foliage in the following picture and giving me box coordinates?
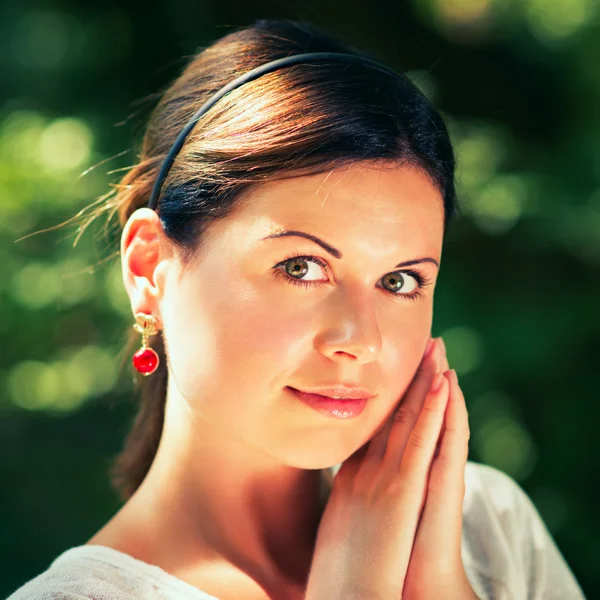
[1,1,598,596]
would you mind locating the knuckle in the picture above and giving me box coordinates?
[393,405,418,425]
[445,422,470,437]
[386,475,417,501]
[408,428,429,450]
[429,460,466,493]
[429,457,452,486]
[456,423,471,441]
[421,398,442,416]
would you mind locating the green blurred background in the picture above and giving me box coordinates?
[1,0,598,597]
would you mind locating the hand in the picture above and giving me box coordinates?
[305,337,478,600]
[402,340,478,600]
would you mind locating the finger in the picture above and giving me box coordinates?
[378,340,444,467]
[433,419,446,461]
[432,337,449,460]
[439,337,450,372]
[389,372,449,483]
[429,370,469,504]
[363,337,440,466]
[414,370,470,560]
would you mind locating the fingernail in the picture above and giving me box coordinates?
[424,338,436,358]
[432,337,443,367]
[439,337,447,355]
[431,372,445,393]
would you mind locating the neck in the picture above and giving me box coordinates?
[97,393,334,591]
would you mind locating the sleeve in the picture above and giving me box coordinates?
[511,476,586,599]
[5,568,140,600]
[476,464,587,600]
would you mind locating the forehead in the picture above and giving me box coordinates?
[199,161,445,267]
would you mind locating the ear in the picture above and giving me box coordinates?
[121,207,171,324]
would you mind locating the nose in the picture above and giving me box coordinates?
[314,285,383,364]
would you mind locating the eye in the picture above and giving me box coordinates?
[278,254,329,282]
[381,272,419,295]
[272,253,432,302]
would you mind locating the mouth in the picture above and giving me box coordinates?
[289,386,374,401]
[286,386,371,419]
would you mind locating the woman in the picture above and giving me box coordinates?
[8,18,585,600]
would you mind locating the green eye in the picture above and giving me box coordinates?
[285,257,310,278]
[381,272,418,294]
[272,253,432,303]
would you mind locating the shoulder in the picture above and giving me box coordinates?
[6,546,152,600]
[463,460,558,550]
[6,545,218,600]
[461,461,586,600]
[463,459,529,518]
[462,461,531,560]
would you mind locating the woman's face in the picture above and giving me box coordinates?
[146,160,445,469]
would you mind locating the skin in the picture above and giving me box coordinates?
[88,159,447,599]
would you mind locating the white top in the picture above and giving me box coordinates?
[7,461,587,600]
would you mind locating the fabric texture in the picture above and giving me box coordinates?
[7,461,587,599]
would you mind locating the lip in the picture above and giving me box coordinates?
[286,386,371,419]
[290,385,374,400]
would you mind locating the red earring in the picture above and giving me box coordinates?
[132,312,160,376]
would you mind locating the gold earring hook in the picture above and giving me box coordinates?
[133,313,159,347]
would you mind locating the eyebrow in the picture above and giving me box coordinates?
[261,230,439,269]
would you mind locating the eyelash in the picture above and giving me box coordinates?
[272,253,433,302]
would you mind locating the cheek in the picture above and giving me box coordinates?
[161,270,312,404]
[375,319,433,423]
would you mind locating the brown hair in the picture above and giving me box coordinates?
[75,18,458,500]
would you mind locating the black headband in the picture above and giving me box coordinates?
[146,51,402,210]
